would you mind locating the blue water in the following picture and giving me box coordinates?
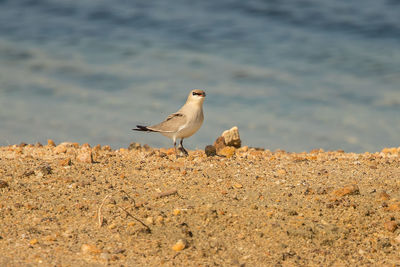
[1,0,399,152]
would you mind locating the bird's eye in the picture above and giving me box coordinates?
[192,92,197,96]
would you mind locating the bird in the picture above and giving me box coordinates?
[133,89,206,156]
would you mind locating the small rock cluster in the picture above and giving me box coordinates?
[205,126,243,157]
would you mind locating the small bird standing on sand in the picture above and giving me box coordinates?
[133,89,206,156]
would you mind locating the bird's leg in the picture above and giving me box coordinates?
[174,141,177,155]
[178,138,189,156]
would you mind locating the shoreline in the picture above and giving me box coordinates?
[0,141,399,265]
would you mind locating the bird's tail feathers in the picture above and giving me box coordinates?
[132,125,156,132]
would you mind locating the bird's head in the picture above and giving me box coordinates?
[187,89,206,104]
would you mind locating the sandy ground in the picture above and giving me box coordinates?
[0,141,399,266]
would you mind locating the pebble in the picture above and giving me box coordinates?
[146,217,154,225]
[386,202,400,212]
[128,142,141,150]
[172,239,187,252]
[47,139,56,147]
[156,216,164,224]
[35,142,43,147]
[204,145,216,157]
[233,183,243,189]
[100,252,111,261]
[59,142,79,148]
[108,223,117,230]
[377,191,391,201]
[218,146,236,158]
[222,126,241,148]
[173,209,181,216]
[102,145,112,151]
[0,180,9,188]
[142,144,151,151]
[127,222,135,227]
[54,145,67,154]
[381,147,398,154]
[81,143,91,149]
[332,184,360,197]
[58,158,72,166]
[276,169,287,176]
[384,221,398,232]
[213,136,226,153]
[18,142,27,147]
[81,244,102,255]
[77,151,93,163]
[29,239,38,245]
[238,146,249,153]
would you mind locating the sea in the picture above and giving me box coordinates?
[1,0,399,152]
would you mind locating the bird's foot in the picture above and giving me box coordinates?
[178,146,189,157]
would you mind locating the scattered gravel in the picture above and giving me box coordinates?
[0,142,399,266]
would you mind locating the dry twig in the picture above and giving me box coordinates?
[97,192,151,233]
[116,205,151,233]
[98,194,111,228]
[155,188,178,199]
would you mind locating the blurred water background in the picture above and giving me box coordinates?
[0,0,399,152]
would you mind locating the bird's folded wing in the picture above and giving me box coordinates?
[148,113,187,133]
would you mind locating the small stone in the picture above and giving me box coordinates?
[35,142,43,147]
[172,239,187,252]
[213,136,226,152]
[377,191,390,201]
[81,143,91,149]
[93,144,101,151]
[102,145,112,151]
[395,234,400,243]
[332,184,360,197]
[100,253,111,261]
[384,221,397,232]
[29,239,38,245]
[222,126,241,148]
[108,223,117,230]
[47,139,56,147]
[43,235,57,242]
[81,244,101,255]
[381,147,398,154]
[59,142,79,148]
[0,180,9,188]
[128,142,141,150]
[58,158,72,166]
[39,165,52,175]
[218,146,236,158]
[156,216,164,224]
[238,146,249,153]
[205,145,216,157]
[146,217,154,225]
[385,202,400,212]
[143,144,151,151]
[77,151,93,163]
[173,209,181,216]
[233,183,243,189]
[54,145,67,154]
[166,148,175,155]
[119,148,128,153]
[276,169,287,176]
[18,142,27,147]
[288,210,298,216]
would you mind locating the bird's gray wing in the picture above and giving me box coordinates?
[147,112,187,133]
